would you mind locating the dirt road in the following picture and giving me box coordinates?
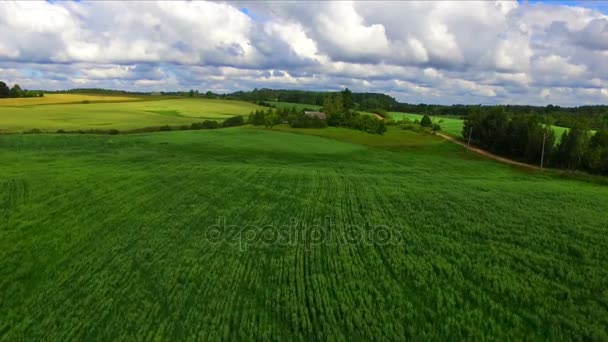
[435,132,540,170]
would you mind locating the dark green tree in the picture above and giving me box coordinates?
[420,114,432,128]
[10,84,23,98]
[0,81,9,98]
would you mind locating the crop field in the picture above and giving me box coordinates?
[1,126,607,340]
[0,95,262,132]
[0,93,143,106]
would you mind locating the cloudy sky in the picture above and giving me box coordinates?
[1,0,607,106]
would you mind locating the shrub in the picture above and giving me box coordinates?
[108,129,120,135]
[202,120,220,129]
[222,115,245,127]
[420,115,433,127]
[248,110,266,126]
[81,100,90,104]
[23,128,42,134]
[432,123,441,132]
[159,125,172,132]
[291,114,327,128]
[56,129,66,134]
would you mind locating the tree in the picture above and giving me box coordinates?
[323,93,344,126]
[222,115,245,127]
[249,110,266,126]
[264,111,280,128]
[0,81,9,98]
[555,126,590,169]
[585,130,608,174]
[341,88,354,115]
[420,114,432,128]
[10,84,23,98]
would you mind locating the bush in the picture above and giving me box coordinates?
[108,129,120,135]
[203,120,220,129]
[291,114,327,128]
[420,115,433,128]
[248,110,266,126]
[432,123,441,132]
[23,128,42,134]
[56,129,66,134]
[222,115,245,127]
[81,100,90,104]
[159,125,172,132]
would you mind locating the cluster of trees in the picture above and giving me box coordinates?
[246,92,386,134]
[463,110,608,174]
[396,103,608,131]
[322,89,386,134]
[228,88,398,111]
[0,82,43,98]
[248,107,326,129]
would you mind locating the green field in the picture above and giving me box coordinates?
[270,101,322,111]
[1,126,607,339]
[389,112,465,137]
[0,94,262,132]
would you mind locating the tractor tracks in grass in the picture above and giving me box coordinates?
[435,132,540,170]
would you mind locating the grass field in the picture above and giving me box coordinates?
[1,126,607,340]
[0,95,262,132]
[389,112,465,137]
[270,101,322,111]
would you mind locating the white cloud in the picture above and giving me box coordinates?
[0,0,607,105]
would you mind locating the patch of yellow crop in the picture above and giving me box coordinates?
[0,94,141,106]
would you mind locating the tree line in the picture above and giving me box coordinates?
[246,89,386,134]
[0,81,43,98]
[29,86,608,132]
[463,109,608,175]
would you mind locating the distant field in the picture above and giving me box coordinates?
[270,101,322,111]
[0,95,262,132]
[389,112,464,137]
[0,94,142,106]
[1,126,607,339]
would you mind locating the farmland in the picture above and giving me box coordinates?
[1,126,607,340]
[0,94,262,132]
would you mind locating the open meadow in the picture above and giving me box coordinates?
[1,126,607,340]
[0,94,262,132]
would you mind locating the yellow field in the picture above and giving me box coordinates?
[0,94,263,132]
[0,94,142,106]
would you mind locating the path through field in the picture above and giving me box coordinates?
[435,132,540,170]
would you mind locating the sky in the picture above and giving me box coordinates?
[1,1,607,106]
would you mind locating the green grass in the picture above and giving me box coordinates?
[270,101,322,111]
[0,95,262,132]
[1,126,607,339]
[389,112,465,137]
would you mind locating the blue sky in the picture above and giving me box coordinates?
[520,0,608,13]
[1,1,608,106]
